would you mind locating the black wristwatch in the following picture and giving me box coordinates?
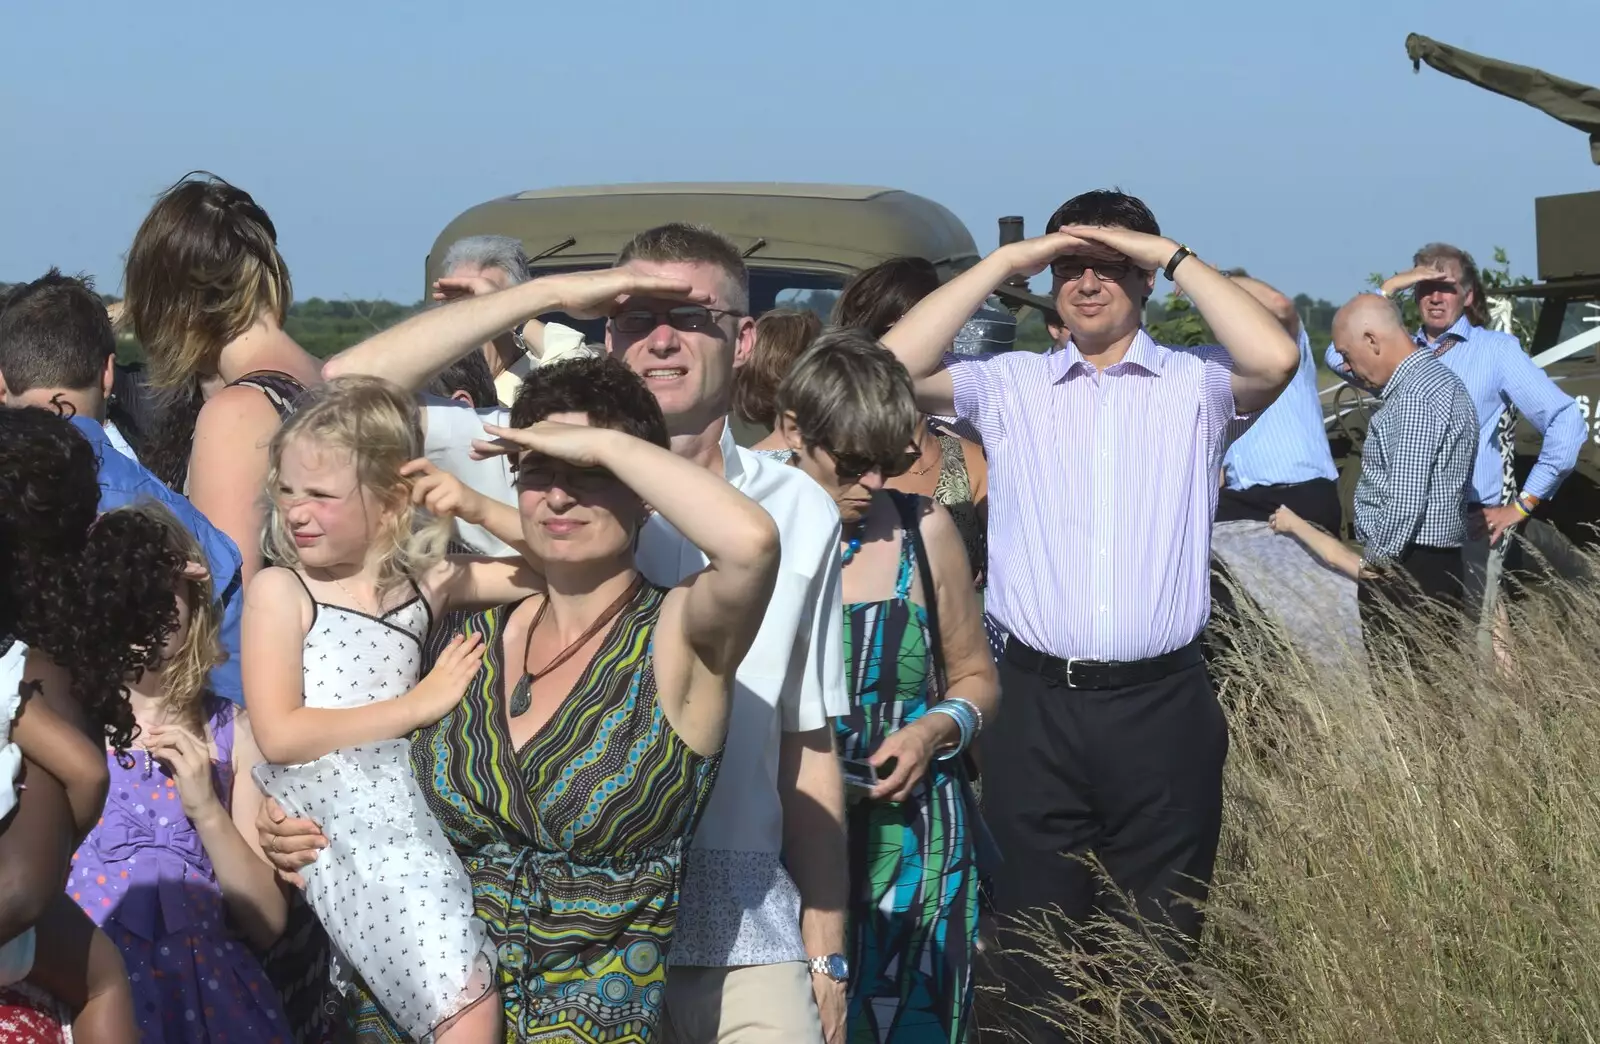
[1163,244,1195,281]
[809,953,850,982]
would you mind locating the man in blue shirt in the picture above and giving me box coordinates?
[0,272,244,703]
[1217,271,1342,534]
[1326,243,1584,639]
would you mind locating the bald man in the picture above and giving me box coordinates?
[1331,294,1477,658]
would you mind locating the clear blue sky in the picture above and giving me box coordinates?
[3,0,1596,305]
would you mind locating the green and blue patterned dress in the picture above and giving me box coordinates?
[838,492,980,1044]
[349,583,720,1042]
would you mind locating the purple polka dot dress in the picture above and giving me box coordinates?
[70,697,291,1043]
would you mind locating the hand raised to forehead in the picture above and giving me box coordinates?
[1056,224,1177,270]
[546,269,714,320]
[432,274,501,302]
[471,421,615,469]
[998,230,1103,277]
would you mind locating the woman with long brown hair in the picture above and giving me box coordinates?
[124,172,323,583]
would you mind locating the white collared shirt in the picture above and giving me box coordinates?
[637,422,847,966]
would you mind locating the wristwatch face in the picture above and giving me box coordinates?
[822,954,848,980]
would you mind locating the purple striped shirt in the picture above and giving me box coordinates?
[949,330,1254,662]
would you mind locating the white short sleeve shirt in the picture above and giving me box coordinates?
[635,422,847,966]
[420,397,516,556]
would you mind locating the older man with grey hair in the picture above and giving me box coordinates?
[437,234,591,405]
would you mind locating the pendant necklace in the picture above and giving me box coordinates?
[509,575,645,718]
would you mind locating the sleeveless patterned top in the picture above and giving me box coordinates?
[351,583,721,1043]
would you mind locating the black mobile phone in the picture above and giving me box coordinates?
[840,758,878,792]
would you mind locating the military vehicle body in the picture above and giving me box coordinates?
[427,181,1037,444]
[424,182,1038,345]
[1324,36,1600,552]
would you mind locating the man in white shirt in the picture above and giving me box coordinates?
[323,238,852,1044]
[0,269,140,459]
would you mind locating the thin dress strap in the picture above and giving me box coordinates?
[227,370,306,422]
[208,694,237,769]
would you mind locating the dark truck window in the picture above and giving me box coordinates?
[529,267,846,344]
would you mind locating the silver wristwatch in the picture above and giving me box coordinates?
[809,953,849,982]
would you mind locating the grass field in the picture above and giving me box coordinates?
[993,564,1600,1042]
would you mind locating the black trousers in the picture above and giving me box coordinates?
[1358,543,1465,667]
[1215,477,1342,536]
[983,654,1228,1043]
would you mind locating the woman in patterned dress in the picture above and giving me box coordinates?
[257,356,780,1042]
[773,332,1000,1042]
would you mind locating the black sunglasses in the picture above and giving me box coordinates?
[515,455,615,492]
[1414,280,1462,297]
[825,445,913,483]
[611,305,746,334]
[1050,258,1135,282]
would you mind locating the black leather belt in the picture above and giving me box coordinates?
[1003,638,1204,690]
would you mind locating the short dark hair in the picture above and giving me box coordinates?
[616,223,750,313]
[509,355,670,449]
[733,308,822,429]
[830,257,941,340]
[428,349,497,409]
[1044,189,1161,238]
[0,269,116,395]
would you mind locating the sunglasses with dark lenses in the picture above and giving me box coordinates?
[1414,280,1461,297]
[515,456,616,493]
[611,305,746,335]
[1050,258,1135,282]
[827,446,913,483]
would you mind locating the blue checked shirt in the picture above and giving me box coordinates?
[1224,326,1338,489]
[1354,350,1478,563]
[1326,313,1583,504]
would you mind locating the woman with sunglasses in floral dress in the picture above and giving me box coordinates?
[769,331,1000,1043]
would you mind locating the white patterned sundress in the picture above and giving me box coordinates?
[252,579,495,1040]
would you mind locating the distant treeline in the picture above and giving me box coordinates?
[1,250,1536,369]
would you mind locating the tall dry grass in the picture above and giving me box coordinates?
[1000,564,1600,1043]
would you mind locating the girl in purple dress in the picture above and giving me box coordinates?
[70,504,291,1042]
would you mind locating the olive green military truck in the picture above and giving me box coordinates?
[425,182,1043,444]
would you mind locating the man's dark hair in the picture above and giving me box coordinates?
[0,268,116,396]
[1044,189,1161,238]
[830,257,941,340]
[509,355,670,449]
[428,350,498,409]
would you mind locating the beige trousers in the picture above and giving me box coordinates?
[658,962,823,1044]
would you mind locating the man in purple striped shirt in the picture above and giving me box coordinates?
[881,190,1298,1038]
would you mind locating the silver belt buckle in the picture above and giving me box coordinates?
[1064,657,1084,689]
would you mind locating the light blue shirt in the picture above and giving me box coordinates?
[1325,314,1583,504]
[1224,327,1338,489]
[69,417,245,705]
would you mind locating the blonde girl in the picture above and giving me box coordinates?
[243,376,542,1043]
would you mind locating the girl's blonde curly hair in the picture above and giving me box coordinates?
[262,376,449,599]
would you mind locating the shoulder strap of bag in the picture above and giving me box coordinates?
[894,491,946,700]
